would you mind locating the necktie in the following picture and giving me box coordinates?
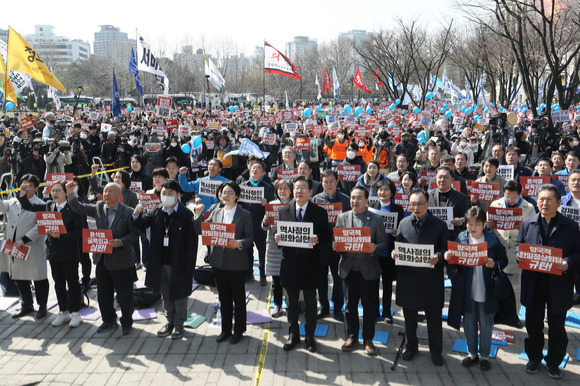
[297,208,303,222]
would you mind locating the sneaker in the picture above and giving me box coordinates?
[547,366,562,379]
[69,312,82,328]
[461,355,479,367]
[52,312,71,327]
[525,360,540,374]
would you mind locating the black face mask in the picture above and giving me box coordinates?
[49,121,56,125]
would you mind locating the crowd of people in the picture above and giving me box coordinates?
[0,101,580,379]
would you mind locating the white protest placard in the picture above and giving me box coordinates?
[178,125,190,137]
[239,186,264,204]
[368,208,399,232]
[429,207,454,230]
[284,122,299,135]
[497,165,514,181]
[277,221,313,249]
[130,181,142,193]
[263,134,277,145]
[145,142,162,152]
[558,206,580,223]
[394,242,434,268]
[157,96,172,118]
[199,179,224,198]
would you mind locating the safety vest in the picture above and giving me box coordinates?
[375,146,394,168]
[331,139,348,161]
[359,146,374,164]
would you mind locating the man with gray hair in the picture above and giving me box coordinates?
[66,181,140,335]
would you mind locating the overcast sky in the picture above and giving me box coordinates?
[5,0,466,56]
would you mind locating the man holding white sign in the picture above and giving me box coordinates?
[392,189,448,366]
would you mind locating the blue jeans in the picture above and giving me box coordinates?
[463,299,494,358]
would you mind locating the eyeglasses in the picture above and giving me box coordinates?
[409,201,427,208]
[51,189,63,193]
[220,191,236,196]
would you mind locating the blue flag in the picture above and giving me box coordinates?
[112,68,121,117]
[224,138,266,159]
[130,48,144,95]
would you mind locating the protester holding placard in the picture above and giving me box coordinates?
[325,129,349,169]
[369,179,404,323]
[515,184,580,379]
[240,160,275,285]
[340,143,367,195]
[129,155,153,192]
[392,189,448,366]
[66,181,140,336]
[312,169,350,321]
[445,207,508,371]
[396,171,419,195]
[262,179,294,318]
[334,186,387,355]
[473,158,507,211]
[198,181,253,344]
[534,157,566,196]
[178,158,228,215]
[213,135,234,178]
[487,181,536,310]
[17,180,84,328]
[0,174,49,320]
[355,160,388,198]
[132,179,202,340]
[275,176,332,353]
[559,169,580,303]
[270,146,298,181]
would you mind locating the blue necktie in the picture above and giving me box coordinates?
[297,208,303,222]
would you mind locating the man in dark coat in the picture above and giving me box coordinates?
[393,189,448,366]
[515,184,580,379]
[275,176,332,353]
[132,179,202,339]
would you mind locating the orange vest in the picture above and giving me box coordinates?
[331,139,348,161]
[359,146,374,164]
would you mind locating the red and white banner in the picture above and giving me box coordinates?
[520,176,550,197]
[264,41,301,80]
[1,240,30,261]
[138,193,161,210]
[333,227,372,253]
[82,229,113,254]
[518,243,562,276]
[295,138,310,151]
[394,193,410,212]
[337,165,361,182]
[263,134,277,145]
[553,174,569,193]
[470,181,501,201]
[487,207,523,230]
[36,212,67,235]
[276,168,299,180]
[265,203,291,226]
[201,222,236,249]
[446,241,488,266]
[45,173,74,193]
[314,202,343,224]
[420,170,436,187]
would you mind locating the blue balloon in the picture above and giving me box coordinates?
[388,122,395,128]
[395,99,401,105]
[5,102,14,110]
[445,111,452,119]
[514,108,519,113]
[389,104,395,111]
[229,106,234,112]
[380,109,385,113]
[366,107,372,115]
[440,108,445,114]
[417,132,425,140]
[233,105,239,110]
[473,115,479,121]
[127,106,133,112]
[537,107,543,114]
[192,136,202,148]
[490,103,494,108]
[413,107,420,114]
[540,103,546,108]
[522,108,527,113]
[355,106,363,116]
[304,108,312,118]
[317,105,322,111]
[344,105,352,114]
[181,144,191,154]
[553,105,560,112]
[484,108,489,114]
[466,107,474,114]
[425,92,434,100]
[401,110,407,115]
[443,104,448,109]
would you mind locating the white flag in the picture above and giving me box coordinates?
[0,38,33,95]
[137,30,169,95]
[48,86,61,111]
[204,57,225,92]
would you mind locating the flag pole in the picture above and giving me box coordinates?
[262,41,266,112]
[4,27,11,113]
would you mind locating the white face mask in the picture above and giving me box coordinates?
[573,141,579,147]
[358,143,365,148]
[460,142,467,148]
[170,142,177,147]
[80,133,87,140]
[160,195,176,208]
[337,134,344,140]
[347,151,357,159]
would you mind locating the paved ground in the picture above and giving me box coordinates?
[1,248,579,385]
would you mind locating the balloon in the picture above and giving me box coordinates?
[5,102,14,110]
[537,107,543,114]
[395,99,401,105]
[388,122,395,128]
[317,105,322,111]
[514,108,519,113]
[484,108,489,114]
[304,108,312,118]
[401,110,407,115]
[417,132,425,140]
[127,106,133,112]
[490,103,494,108]
[443,104,448,109]
[440,108,445,114]
[229,106,234,112]
[425,92,434,100]
[389,104,395,111]
[344,105,352,114]
[413,107,420,114]
[466,107,474,114]
[192,136,202,148]
[181,144,191,154]
[355,106,363,116]
[553,105,560,111]
[233,105,239,110]
[366,107,372,115]
[380,109,385,113]
[474,115,480,121]
[522,108,527,113]
[445,111,452,119]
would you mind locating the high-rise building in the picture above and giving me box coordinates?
[23,25,90,70]
[338,30,367,48]
[285,36,318,61]
[93,25,135,62]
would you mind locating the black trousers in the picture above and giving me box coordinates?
[96,259,134,328]
[80,252,91,284]
[272,275,283,307]
[318,250,344,312]
[344,271,378,340]
[213,267,247,335]
[525,274,568,368]
[15,279,49,309]
[376,257,394,318]
[403,307,443,355]
[50,261,81,312]
[286,287,317,339]
[246,236,266,279]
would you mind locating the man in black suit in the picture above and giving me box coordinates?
[275,175,332,353]
[334,186,387,355]
[67,181,140,335]
[392,189,449,366]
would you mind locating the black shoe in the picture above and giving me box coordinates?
[271,305,283,318]
[333,311,345,322]
[417,313,426,323]
[305,337,317,353]
[12,306,34,319]
[36,305,47,319]
[525,361,540,374]
[480,359,491,371]
[171,326,184,339]
[573,293,580,305]
[260,277,267,286]
[316,308,329,319]
[283,335,300,351]
[121,326,132,335]
[216,331,232,343]
[384,314,394,324]
[402,348,418,361]
[461,356,479,367]
[230,332,242,344]
[157,324,174,337]
[81,280,91,293]
[432,353,444,366]
[245,275,255,283]
[515,320,524,329]
[97,321,118,333]
[547,365,562,379]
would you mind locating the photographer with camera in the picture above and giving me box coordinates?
[42,113,68,141]
[15,130,47,182]
[44,140,73,179]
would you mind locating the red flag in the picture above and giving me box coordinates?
[375,69,383,88]
[325,68,331,92]
[322,70,328,94]
[264,41,301,80]
[354,67,372,93]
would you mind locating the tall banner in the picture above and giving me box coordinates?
[0,38,33,98]
[204,57,225,91]
[137,30,169,95]
[112,68,121,117]
[129,48,143,95]
[264,41,300,80]
[353,66,372,94]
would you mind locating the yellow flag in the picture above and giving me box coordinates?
[6,27,66,92]
[0,54,18,103]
